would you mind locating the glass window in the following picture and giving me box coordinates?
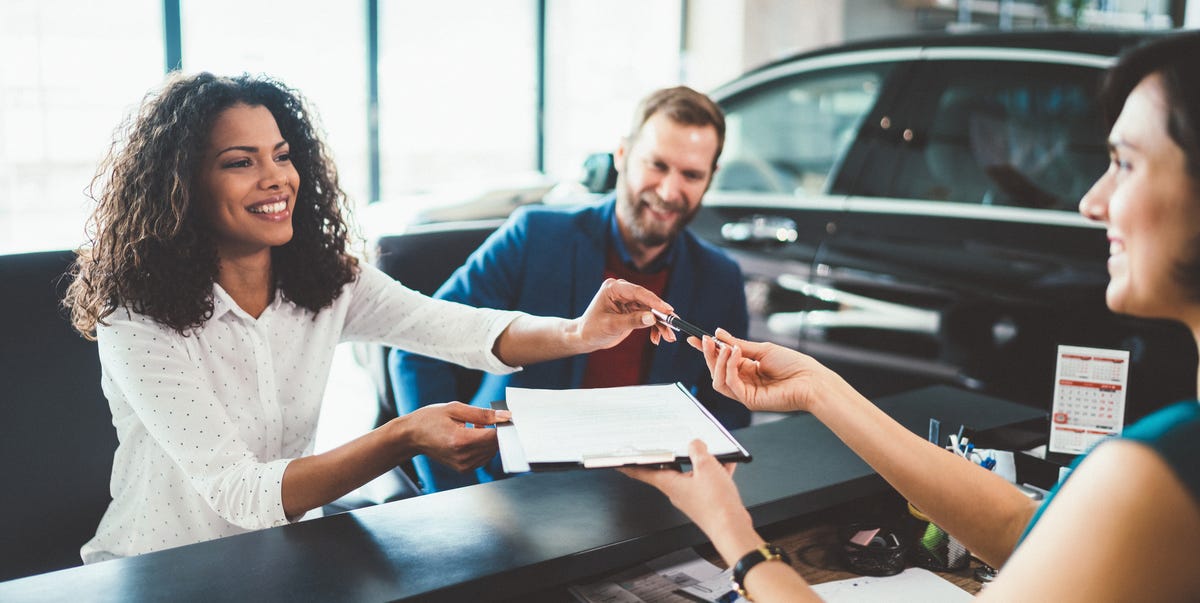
[543,0,681,180]
[182,0,369,208]
[887,60,1107,211]
[378,1,538,200]
[0,0,163,255]
[714,65,891,197]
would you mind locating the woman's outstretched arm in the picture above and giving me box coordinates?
[700,331,1037,567]
[492,278,676,367]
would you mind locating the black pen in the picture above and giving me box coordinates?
[650,309,727,349]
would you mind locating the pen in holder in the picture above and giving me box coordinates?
[907,502,969,571]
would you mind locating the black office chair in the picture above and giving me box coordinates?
[361,221,503,489]
[371,221,503,413]
[0,250,117,581]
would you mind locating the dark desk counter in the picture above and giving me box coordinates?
[0,385,1043,602]
[549,491,987,601]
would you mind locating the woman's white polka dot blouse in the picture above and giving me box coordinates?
[81,263,522,563]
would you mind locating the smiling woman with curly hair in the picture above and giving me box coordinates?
[65,72,677,563]
[67,72,355,337]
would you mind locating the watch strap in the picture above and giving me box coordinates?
[731,542,790,600]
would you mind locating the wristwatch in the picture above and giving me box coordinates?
[731,542,790,601]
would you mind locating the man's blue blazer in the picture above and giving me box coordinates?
[389,197,750,489]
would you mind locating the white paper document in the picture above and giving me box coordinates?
[499,383,749,472]
[568,548,736,603]
[1049,345,1129,454]
[810,568,972,602]
[568,550,970,603]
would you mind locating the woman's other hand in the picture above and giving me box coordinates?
[394,402,509,472]
[619,439,761,565]
[692,329,830,414]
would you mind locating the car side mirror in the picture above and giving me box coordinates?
[581,152,617,194]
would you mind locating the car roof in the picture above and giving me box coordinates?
[740,29,1166,77]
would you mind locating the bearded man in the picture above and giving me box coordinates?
[390,86,750,493]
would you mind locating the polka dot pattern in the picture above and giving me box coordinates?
[82,264,521,563]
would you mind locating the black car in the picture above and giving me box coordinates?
[395,30,1195,422]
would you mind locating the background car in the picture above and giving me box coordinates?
[689,29,1200,422]
[380,29,1196,423]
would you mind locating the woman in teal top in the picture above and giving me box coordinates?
[622,31,1200,603]
[1022,400,1200,544]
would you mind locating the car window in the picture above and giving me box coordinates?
[714,65,893,197]
[884,60,1108,211]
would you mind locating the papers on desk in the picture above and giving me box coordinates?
[810,568,972,602]
[567,550,972,603]
[568,548,736,603]
[495,383,751,473]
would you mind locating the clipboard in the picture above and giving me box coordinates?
[493,382,752,473]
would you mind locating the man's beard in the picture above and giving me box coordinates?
[616,182,697,249]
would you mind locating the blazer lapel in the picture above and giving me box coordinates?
[569,203,611,386]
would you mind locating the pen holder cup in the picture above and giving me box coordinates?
[906,503,970,571]
[839,523,907,577]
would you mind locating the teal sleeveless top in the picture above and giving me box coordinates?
[1019,400,1200,543]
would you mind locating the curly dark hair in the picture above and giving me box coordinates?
[65,72,358,339]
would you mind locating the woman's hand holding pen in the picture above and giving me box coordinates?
[574,278,677,351]
[493,278,674,367]
[694,329,832,414]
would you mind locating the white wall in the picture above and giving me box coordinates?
[684,0,747,92]
[683,0,926,94]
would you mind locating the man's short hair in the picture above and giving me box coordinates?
[628,86,725,170]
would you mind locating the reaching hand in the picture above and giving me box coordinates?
[401,402,508,472]
[575,278,677,351]
[692,329,828,413]
[619,439,759,564]
[619,440,749,536]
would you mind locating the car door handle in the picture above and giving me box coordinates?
[776,274,940,335]
[721,215,798,245]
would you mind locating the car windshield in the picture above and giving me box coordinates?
[868,59,1109,211]
[714,64,893,197]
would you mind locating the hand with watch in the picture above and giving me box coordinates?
[732,543,791,600]
[618,439,754,561]
[620,440,814,602]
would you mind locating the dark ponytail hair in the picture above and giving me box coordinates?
[1100,31,1200,180]
[1100,32,1200,300]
